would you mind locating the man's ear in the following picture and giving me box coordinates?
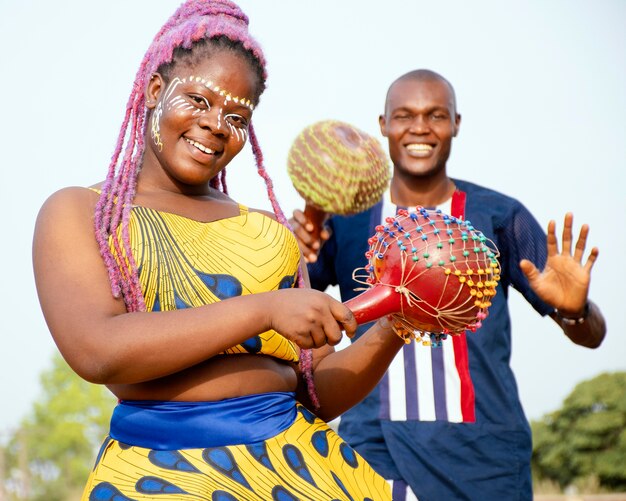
[145,73,165,109]
[453,113,462,137]
[379,114,388,137]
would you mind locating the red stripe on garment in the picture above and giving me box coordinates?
[452,333,475,422]
[451,190,476,422]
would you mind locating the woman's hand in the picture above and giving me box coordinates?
[265,288,357,349]
[520,212,598,316]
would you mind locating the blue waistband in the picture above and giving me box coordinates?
[110,392,297,450]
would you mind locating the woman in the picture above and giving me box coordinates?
[33,0,403,498]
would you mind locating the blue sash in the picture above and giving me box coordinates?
[110,391,297,450]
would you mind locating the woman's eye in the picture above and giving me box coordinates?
[225,114,249,128]
[190,95,209,108]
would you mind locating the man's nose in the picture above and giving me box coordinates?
[408,115,429,134]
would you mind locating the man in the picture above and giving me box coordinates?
[291,69,606,500]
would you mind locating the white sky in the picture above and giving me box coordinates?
[1,0,625,435]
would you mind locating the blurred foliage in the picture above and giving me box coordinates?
[531,371,626,492]
[3,353,116,500]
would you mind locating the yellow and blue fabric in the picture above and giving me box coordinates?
[83,203,391,500]
[83,394,390,500]
[115,204,300,362]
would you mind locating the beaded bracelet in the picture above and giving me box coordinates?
[555,302,590,326]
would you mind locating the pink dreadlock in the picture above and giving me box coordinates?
[94,0,318,406]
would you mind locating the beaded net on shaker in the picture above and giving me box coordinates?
[353,207,501,347]
[287,120,390,215]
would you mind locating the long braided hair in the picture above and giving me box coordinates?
[95,0,318,405]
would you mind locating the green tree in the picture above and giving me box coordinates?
[532,371,626,492]
[4,353,116,500]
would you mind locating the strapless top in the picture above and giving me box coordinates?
[109,202,301,362]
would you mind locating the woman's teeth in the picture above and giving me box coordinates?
[185,138,215,154]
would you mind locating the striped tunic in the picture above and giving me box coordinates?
[309,179,553,500]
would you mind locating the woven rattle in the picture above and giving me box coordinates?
[344,207,501,346]
[287,120,390,233]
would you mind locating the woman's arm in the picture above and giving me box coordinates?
[296,317,404,421]
[33,187,354,386]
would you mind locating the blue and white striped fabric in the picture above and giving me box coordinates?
[378,191,475,424]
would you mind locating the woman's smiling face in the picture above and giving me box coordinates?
[143,48,260,191]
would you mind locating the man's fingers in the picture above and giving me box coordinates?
[573,223,589,262]
[546,220,558,256]
[520,258,539,282]
[292,209,306,224]
[583,247,599,272]
[561,212,574,255]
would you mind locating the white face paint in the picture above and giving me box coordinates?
[151,101,164,151]
[154,75,253,148]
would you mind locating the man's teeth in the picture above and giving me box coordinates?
[185,138,215,154]
[406,144,433,151]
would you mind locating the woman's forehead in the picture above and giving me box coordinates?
[170,50,261,101]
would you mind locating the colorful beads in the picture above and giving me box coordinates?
[361,205,501,345]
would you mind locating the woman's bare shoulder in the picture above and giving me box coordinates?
[35,186,102,239]
[39,185,100,213]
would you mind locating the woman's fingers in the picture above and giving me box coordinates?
[308,326,329,349]
[333,303,357,339]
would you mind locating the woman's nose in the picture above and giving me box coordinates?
[198,107,229,137]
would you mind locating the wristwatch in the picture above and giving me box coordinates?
[555,302,590,326]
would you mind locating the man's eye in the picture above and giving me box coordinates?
[394,114,411,121]
[225,114,249,128]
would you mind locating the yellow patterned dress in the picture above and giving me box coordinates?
[82,203,391,501]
